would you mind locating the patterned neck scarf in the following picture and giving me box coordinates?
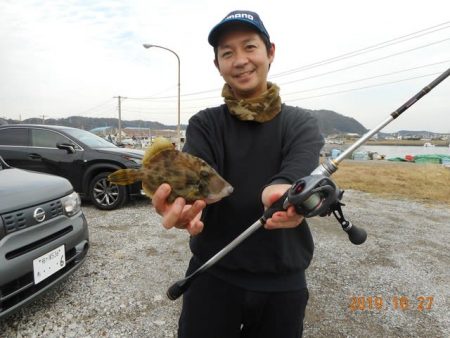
[222,82,282,123]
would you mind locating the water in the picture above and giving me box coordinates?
[324,144,450,159]
[357,145,450,159]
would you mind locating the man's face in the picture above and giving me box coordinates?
[214,25,275,100]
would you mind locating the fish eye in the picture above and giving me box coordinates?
[200,169,209,178]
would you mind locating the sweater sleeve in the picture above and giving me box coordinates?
[182,109,223,173]
[269,106,324,184]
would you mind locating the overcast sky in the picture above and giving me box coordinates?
[1,0,449,133]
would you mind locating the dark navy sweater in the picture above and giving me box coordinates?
[183,103,324,291]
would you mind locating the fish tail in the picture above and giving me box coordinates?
[108,169,143,185]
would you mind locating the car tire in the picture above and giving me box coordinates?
[88,172,127,210]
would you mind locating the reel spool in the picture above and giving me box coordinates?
[284,175,339,218]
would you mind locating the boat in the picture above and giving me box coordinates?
[423,142,435,147]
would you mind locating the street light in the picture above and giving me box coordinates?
[143,43,181,149]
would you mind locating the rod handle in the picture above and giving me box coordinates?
[166,277,191,300]
[261,190,289,222]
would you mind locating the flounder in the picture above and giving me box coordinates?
[108,137,233,204]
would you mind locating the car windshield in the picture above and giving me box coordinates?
[63,128,117,148]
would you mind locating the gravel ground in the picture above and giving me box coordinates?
[1,190,449,337]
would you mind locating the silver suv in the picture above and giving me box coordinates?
[0,156,89,319]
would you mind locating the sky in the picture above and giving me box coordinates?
[1,0,449,133]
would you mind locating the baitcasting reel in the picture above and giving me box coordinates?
[261,174,367,245]
[285,175,339,217]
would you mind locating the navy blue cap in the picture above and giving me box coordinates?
[208,10,270,47]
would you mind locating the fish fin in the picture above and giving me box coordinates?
[143,181,178,203]
[143,137,175,164]
[108,169,143,185]
[142,182,153,198]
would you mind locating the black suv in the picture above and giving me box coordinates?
[0,124,145,210]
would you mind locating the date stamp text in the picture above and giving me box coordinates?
[349,295,434,312]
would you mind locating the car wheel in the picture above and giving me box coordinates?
[88,172,127,210]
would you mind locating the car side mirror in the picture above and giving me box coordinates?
[57,143,76,154]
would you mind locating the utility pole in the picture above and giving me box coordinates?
[113,96,127,143]
[42,114,46,124]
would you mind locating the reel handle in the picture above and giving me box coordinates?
[332,203,367,245]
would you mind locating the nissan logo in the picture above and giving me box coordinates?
[33,208,46,222]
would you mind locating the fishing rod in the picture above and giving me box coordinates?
[166,68,450,301]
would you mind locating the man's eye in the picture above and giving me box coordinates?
[221,51,232,58]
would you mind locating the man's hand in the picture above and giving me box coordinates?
[152,183,206,235]
[262,184,304,229]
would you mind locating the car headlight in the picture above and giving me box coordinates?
[122,156,142,165]
[61,192,81,217]
[130,158,142,165]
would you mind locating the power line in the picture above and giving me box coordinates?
[125,84,178,101]
[123,60,449,108]
[282,60,450,97]
[137,60,450,103]
[127,37,450,102]
[277,37,450,86]
[77,98,115,115]
[72,23,450,119]
[124,74,435,120]
[117,66,450,117]
[272,21,450,78]
[126,21,450,101]
[284,72,442,103]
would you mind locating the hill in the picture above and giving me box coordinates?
[2,108,373,136]
[306,109,368,135]
[14,116,175,131]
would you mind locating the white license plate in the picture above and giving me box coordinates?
[33,245,66,284]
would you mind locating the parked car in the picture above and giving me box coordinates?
[0,156,89,319]
[0,124,145,210]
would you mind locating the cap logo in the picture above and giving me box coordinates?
[226,13,254,21]
[208,10,269,46]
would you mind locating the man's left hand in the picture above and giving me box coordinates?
[261,184,304,229]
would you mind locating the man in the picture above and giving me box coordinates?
[152,10,324,338]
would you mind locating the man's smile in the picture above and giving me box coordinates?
[233,69,255,78]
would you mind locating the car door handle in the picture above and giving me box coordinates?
[28,153,42,160]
